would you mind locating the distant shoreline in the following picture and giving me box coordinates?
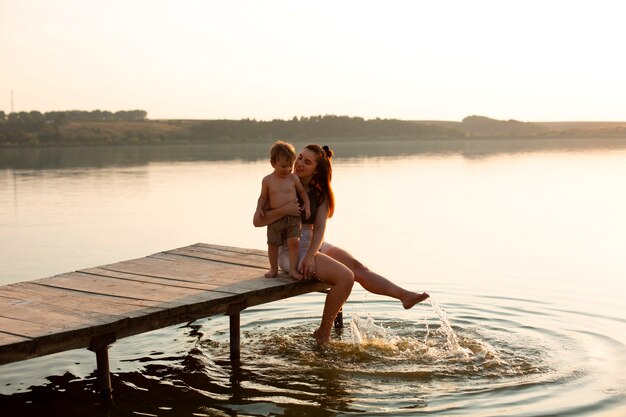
[1,113,625,147]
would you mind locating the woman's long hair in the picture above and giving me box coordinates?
[305,144,335,218]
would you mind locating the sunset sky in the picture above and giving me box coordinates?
[1,0,625,122]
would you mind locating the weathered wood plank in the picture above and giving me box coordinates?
[0,282,164,316]
[0,331,30,345]
[82,267,227,291]
[148,252,276,280]
[89,255,300,293]
[33,272,209,302]
[177,244,269,264]
[186,242,268,257]
[1,281,161,306]
[149,249,269,271]
[0,315,61,339]
[83,265,288,294]
[0,295,122,331]
[164,247,269,269]
[88,256,269,288]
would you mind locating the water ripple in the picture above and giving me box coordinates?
[2,294,625,416]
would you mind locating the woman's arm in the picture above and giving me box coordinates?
[293,175,311,221]
[255,177,269,216]
[252,198,301,227]
[300,198,329,277]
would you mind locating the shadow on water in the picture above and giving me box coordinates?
[0,323,353,417]
[2,137,626,170]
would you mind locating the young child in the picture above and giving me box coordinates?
[255,141,311,279]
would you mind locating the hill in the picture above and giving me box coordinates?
[414,116,626,139]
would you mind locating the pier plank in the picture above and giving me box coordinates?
[164,247,269,269]
[147,252,274,280]
[193,243,269,258]
[0,295,121,329]
[34,272,207,302]
[0,332,30,345]
[0,316,60,339]
[81,267,229,291]
[83,265,290,293]
[0,282,163,313]
[89,257,267,287]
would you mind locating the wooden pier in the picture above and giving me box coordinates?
[0,243,331,398]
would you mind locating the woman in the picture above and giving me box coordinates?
[253,144,429,343]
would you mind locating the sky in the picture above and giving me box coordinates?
[1,0,625,122]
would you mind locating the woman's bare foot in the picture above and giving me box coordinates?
[289,269,304,280]
[264,268,278,278]
[402,291,430,309]
[313,328,330,344]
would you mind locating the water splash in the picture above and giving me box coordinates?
[346,299,472,357]
[240,296,526,382]
[427,299,473,357]
[347,312,394,344]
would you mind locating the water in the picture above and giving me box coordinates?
[1,139,626,416]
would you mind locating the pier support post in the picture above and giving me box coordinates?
[88,333,116,401]
[334,308,344,329]
[227,301,247,364]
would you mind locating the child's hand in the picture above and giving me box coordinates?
[304,203,311,220]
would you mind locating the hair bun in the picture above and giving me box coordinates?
[322,145,333,159]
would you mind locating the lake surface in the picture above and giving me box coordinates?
[1,139,626,416]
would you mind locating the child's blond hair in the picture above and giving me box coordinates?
[270,140,297,164]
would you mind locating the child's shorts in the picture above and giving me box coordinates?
[277,227,335,273]
[267,215,301,246]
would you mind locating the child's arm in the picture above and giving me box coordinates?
[293,174,311,220]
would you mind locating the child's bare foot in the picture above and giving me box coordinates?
[289,269,304,280]
[264,269,278,278]
[313,328,330,344]
[402,292,430,309]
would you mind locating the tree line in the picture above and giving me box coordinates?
[188,115,463,142]
[0,109,147,130]
[0,113,467,147]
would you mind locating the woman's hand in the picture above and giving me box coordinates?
[281,198,301,217]
[300,254,317,280]
[253,198,300,227]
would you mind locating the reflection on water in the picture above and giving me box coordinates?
[0,143,272,169]
[3,137,626,169]
[1,139,626,416]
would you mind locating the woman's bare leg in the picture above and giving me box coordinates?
[311,252,354,343]
[323,246,429,309]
